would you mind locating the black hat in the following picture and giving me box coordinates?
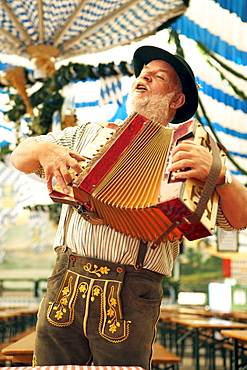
[133,45,198,124]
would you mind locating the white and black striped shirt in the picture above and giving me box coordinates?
[31,122,242,276]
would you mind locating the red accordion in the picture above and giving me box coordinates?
[50,113,223,246]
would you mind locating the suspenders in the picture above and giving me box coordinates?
[64,205,148,270]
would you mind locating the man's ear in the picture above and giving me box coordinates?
[170,93,185,109]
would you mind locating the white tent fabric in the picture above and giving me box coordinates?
[172,0,247,65]
[170,0,247,185]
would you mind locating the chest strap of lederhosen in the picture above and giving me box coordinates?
[135,240,148,270]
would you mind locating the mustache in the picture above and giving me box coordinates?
[133,80,149,91]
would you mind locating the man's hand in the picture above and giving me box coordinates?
[37,142,85,194]
[168,140,213,182]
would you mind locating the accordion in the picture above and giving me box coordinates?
[50,113,224,246]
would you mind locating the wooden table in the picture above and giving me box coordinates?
[159,311,203,350]
[1,331,179,368]
[221,329,247,370]
[160,305,237,319]
[170,317,247,370]
[231,311,247,321]
[2,330,35,364]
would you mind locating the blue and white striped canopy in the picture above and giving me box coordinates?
[0,0,187,60]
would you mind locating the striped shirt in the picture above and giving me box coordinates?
[31,121,243,276]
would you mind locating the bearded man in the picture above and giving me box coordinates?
[11,45,247,368]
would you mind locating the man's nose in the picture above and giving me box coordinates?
[140,71,152,81]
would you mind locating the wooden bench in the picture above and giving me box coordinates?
[9,326,36,343]
[0,342,12,366]
[152,342,181,369]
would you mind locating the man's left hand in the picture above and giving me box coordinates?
[168,140,213,182]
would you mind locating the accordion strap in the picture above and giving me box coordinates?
[185,133,222,223]
[151,133,222,249]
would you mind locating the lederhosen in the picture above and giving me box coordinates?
[33,239,163,369]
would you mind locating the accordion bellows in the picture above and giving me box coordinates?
[50,113,222,245]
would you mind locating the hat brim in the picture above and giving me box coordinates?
[133,46,198,124]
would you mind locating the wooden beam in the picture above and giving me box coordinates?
[53,0,88,46]
[0,0,32,44]
[61,0,142,51]
[37,0,44,44]
[0,28,22,48]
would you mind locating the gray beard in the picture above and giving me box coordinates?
[126,92,175,124]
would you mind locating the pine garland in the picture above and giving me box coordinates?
[197,42,247,82]
[196,97,247,185]
[1,30,247,184]
[197,42,247,101]
[3,60,134,137]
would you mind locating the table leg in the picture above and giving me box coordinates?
[194,327,200,370]
[233,338,239,370]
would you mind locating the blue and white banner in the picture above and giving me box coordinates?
[99,76,123,107]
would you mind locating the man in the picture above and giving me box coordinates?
[11,45,247,368]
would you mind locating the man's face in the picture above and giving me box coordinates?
[126,59,182,124]
[131,59,181,100]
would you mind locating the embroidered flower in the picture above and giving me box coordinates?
[109,297,117,306]
[109,323,117,333]
[62,286,70,295]
[93,286,101,296]
[79,282,88,298]
[55,309,65,320]
[83,262,110,277]
[107,308,115,317]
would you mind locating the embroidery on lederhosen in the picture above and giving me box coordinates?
[47,272,79,326]
[46,262,131,342]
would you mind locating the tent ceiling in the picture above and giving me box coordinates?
[0,0,187,62]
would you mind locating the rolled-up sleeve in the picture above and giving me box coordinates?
[216,203,246,231]
[25,123,88,178]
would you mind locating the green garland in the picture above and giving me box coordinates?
[197,42,247,82]
[2,30,247,184]
[196,98,247,185]
[197,42,247,101]
[4,60,134,138]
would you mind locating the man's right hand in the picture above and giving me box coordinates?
[37,142,85,194]
[11,139,85,194]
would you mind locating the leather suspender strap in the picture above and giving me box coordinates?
[64,206,148,270]
[61,206,74,251]
[135,240,148,270]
